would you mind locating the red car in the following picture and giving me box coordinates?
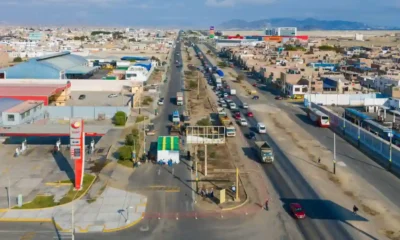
[290,203,306,219]
[234,112,241,120]
[252,83,257,87]
[247,111,254,117]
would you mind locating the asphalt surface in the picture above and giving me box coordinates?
[205,43,400,211]
[197,43,359,240]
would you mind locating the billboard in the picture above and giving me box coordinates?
[209,26,215,39]
[70,118,85,190]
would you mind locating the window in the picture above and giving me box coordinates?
[7,114,15,122]
[26,110,30,117]
[294,87,300,92]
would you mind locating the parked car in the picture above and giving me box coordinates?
[78,94,86,100]
[158,98,164,105]
[252,95,260,100]
[290,203,306,219]
[108,93,118,98]
[242,103,248,109]
[234,112,241,120]
[275,96,283,100]
[220,102,227,108]
[247,111,254,117]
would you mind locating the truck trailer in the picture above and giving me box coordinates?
[255,141,274,163]
[176,92,183,106]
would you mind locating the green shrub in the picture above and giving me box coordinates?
[118,146,133,160]
[196,118,211,126]
[114,111,127,126]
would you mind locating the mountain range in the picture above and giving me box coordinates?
[219,18,399,30]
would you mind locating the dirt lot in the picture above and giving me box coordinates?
[181,44,246,206]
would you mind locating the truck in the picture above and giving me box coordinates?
[176,92,183,106]
[226,124,236,137]
[217,108,236,137]
[255,141,274,163]
[230,89,236,95]
[170,111,181,136]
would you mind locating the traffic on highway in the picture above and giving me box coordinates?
[194,43,355,240]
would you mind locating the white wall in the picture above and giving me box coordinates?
[305,93,388,106]
[0,79,133,91]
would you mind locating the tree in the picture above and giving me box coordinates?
[13,57,22,62]
[114,111,127,126]
[118,146,132,160]
[125,134,135,146]
[196,118,211,126]
[236,73,245,83]
[206,50,211,54]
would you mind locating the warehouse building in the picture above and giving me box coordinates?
[0,98,45,126]
[0,82,71,106]
[0,51,98,79]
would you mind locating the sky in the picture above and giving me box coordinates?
[1,0,399,27]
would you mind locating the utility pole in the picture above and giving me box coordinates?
[235,168,240,202]
[71,201,75,240]
[308,75,312,109]
[333,133,336,174]
[389,124,393,170]
[143,117,147,161]
[7,175,11,209]
[204,144,207,176]
[197,71,200,99]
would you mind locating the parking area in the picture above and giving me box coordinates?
[0,145,74,208]
[68,91,132,106]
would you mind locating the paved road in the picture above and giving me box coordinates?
[205,43,400,211]
[198,43,359,240]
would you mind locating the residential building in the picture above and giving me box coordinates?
[28,32,45,42]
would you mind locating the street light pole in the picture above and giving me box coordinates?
[7,175,11,209]
[333,133,336,174]
[71,200,74,240]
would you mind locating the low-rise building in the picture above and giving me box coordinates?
[0,98,45,126]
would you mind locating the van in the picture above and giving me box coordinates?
[257,123,266,133]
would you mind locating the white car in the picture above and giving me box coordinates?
[239,118,248,126]
[220,102,227,108]
[108,93,118,98]
[229,102,237,109]
[158,98,164,105]
[225,98,233,103]
[223,93,228,97]
[257,122,266,133]
[242,103,248,109]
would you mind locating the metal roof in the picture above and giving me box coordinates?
[0,83,70,96]
[0,98,24,113]
[157,136,179,151]
[65,66,97,74]
[0,51,93,79]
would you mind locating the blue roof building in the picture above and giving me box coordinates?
[0,51,98,79]
[134,62,152,71]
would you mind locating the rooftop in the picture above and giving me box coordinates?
[5,100,43,113]
[0,83,70,96]
[0,98,24,113]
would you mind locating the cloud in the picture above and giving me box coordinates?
[205,0,276,7]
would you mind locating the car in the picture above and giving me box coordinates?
[220,102,227,108]
[234,112,241,120]
[275,96,283,100]
[158,98,164,105]
[247,132,256,140]
[229,102,237,109]
[225,98,233,103]
[242,103,248,109]
[78,94,86,100]
[252,95,260,100]
[252,83,257,87]
[108,93,118,98]
[223,93,228,98]
[290,203,306,219]
[219,98,225,103]
[145,123,156,136]
[247,111,254,117]
[257,122,266,133]
[239,118,248,126]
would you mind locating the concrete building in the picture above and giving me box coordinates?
[374,76,400,92]
[125,62,154,82]
[0,51,97,79]
[265,27,297,36]
[279,68,302,91]
[0,98,44,126]
[28,32,45,42]
[0,83,71,106]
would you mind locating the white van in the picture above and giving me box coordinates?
[257,123,266,133]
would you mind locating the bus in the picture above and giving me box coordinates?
[307,108,330,128]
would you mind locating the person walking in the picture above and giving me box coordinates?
[265,198,269,210]
[353,205,359,214]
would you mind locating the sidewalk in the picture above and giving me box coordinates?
[0,186,147,233]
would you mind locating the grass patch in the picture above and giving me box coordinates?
[328,173,341,185]
[142,96,153,105]
[383,230,400,240]
[135,115,149,123]
[118,159,134,168]
[14,174,96,209]
[59,179,73,184]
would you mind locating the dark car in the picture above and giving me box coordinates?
[275,96,283,100]
[252,95,259,100]
[78,94,86,100]
[290,203,306,219]
[247,132,256,140]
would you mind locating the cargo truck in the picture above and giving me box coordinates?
[217,108,236,137]
[255,141,274,163]
[176,92,183,106]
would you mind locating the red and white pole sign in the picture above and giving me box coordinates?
[69,118,85,190]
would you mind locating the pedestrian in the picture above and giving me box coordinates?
[318,158,321,163]
[353,205,358,214]
[265,198,269,210]
[210,188,214,198]
[205,188,209,197]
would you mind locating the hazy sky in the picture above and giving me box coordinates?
[1,0,399,27]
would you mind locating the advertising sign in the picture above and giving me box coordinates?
[70,118,85,190]
[210,26,215,30]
